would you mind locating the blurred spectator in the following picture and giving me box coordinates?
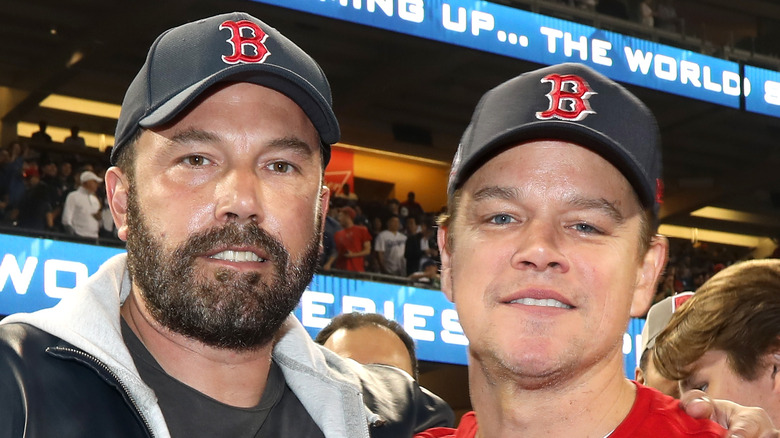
[314,312,457,429]
[30,121,52,145]
[352,204,370,228]
[575,0,597,11]
[56,161,76,202]
[404,215,428,275]
[635,292,694,398]
[16,170,54,231]
[336,182,358,201]
[315,312,419,378]
[3,141,31,213]
[0,148,10,223]
[401,191,424,221]
[76,163,95,174]
[38,160,63,226]
[655,0,681,31]
[319,201,341,269]
[640,0,654,27]
[386,198,400,217]
[39,160,58,188]
[370,216,383,236]
[63,126,87,147]
[420,216,439,268]
[365,215,385,273]
[100,200,116,239]
[325,206,372,272]
[408,260,441,289]
[61,170,103,239]
[654,259,780,425]
[374,215,407,276]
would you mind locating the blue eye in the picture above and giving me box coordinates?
[490,214,514,225]
[572,223,599,234]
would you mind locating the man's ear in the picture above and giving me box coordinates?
[105,167,130,242]
[769,352,780,394]
[630,234,669,317]
[438,225,454,302]
[319,184,330,234]
[635,366,645,384]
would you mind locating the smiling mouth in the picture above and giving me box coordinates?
[509,297,573,309]
[208,250,267,263]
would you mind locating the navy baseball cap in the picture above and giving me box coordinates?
[448,63,662,218]
[112,12,339,166]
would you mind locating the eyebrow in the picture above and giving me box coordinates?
[472,185,519,202]
[565,195,626,224]
[265,137,316,159]
[166,129,316,159]
[168,128,220,145]
[471,185,626,223]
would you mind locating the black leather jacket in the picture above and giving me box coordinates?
[0,322,454,438]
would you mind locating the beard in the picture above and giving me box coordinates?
[124,185,321,351]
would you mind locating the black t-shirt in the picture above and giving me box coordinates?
[122,320,325,438]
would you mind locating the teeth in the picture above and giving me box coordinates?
[210,250,265,262]
[510,298,572,309]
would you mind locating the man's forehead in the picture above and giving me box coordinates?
[457,140,643,213]
[466,139,632,185]
[136,84,320,152]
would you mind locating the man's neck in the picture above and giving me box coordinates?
[121,290,275,408]
[469,353,636,438]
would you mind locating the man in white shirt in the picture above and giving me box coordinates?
[375,215,407,276]
[61,170,102,238]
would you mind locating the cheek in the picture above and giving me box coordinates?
[152,189,213,236]
[268,191,323,244]
[448,236,513,310]
[573,244,638,296]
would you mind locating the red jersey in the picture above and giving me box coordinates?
[415,411,477,438]
[333,225,371,272]
[414,384,724,438]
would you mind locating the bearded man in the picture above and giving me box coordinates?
[0,12,451,437]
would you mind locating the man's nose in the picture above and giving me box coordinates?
[214,167,264,224]
[509,221,569,273]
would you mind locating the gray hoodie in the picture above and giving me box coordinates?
[0,253,449,437]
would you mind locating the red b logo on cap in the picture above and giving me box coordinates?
[220,20,270,64]
[537,74,595,121]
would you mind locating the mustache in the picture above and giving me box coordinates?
[171,222,289,267]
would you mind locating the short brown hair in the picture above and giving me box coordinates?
[114,129,142,180]
[654,259,780,381]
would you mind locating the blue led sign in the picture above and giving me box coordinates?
[745,65,780,118]
[255,0,743,108]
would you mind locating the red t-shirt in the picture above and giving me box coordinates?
[333,225,371,272]
[415,411,477,438]
[414,384,725,438]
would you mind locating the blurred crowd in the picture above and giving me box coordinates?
[0,135,772,293]
[320,188,443,288]
[0,138,117,241]
[651,237,757,307]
